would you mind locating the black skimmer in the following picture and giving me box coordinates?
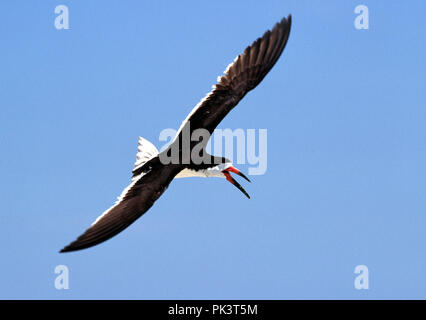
[61,16,292,252]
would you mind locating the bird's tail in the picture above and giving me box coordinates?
[132,136,159,176]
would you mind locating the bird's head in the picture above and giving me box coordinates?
[205,161,251,199]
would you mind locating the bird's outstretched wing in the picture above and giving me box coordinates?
[60,159,178,252]
[61,16,292,252]
[173,15,291,142]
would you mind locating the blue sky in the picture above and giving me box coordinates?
[0,1,424,299]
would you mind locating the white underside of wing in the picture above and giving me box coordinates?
[91,173,145,226]
[171,53,240,144]
[171,88,216,144]
[90,171,145,227]
[91,137,158,227]
[223,54,239,77]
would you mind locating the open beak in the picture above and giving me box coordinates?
[222,166,251,199]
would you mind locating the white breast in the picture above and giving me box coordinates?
[175,168,224,179]
[175,163,231,179]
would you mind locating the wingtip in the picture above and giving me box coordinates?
[276,15,291,29]
[281,15,291,28]
[59,246,70,253]
[59,242,81,253]
[59,245,82,253]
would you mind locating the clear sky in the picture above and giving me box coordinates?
[0,1,424,299]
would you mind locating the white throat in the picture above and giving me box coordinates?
[175,163,232,179]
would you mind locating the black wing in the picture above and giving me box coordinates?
[60,159,179,252]
[173,15,291,141]
[62,16,292,251]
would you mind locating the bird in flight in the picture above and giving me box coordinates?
[61,15,292,252]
